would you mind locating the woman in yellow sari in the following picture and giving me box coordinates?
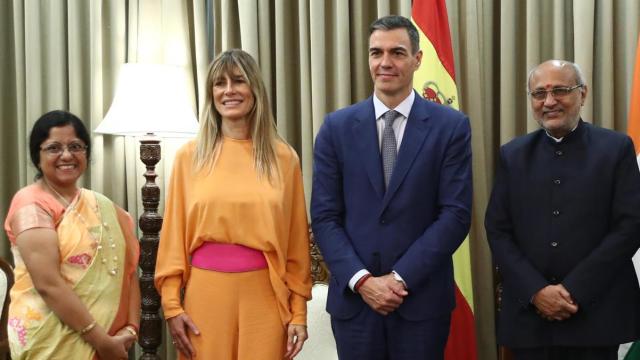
[4,110,140,359]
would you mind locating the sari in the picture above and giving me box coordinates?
[4,185,139,359]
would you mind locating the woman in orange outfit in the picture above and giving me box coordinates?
[155,49,312,360]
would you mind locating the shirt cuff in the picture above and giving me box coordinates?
[348,269,371,292]
[392,270,408,289]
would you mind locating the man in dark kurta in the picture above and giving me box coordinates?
[485,59,640,360]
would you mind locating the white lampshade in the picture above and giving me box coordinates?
[96,63,199,137]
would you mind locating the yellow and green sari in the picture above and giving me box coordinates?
[5,187,138,359]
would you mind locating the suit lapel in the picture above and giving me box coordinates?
[352,98,385,200]
[381,98,430,210]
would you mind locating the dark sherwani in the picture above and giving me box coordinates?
[485,120,640,348]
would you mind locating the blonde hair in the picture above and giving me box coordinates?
[195,49,281,181]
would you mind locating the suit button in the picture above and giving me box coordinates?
[380,219,386,224]
[552,210,560,216]
[553,179,561,185]
[555,150,563,156]
[550,241,558,247]
[550,276,557,283]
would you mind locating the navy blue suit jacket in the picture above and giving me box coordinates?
[311,93,472,321]
[485,121,640,347]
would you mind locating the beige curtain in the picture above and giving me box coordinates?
[0,0,127,254]
[2,1,640,359]
[496,0,640,140]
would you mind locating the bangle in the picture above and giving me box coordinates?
[124,326,138,337]
[79,321,97,335]
[354,274,372,293]
[126,323,139,334]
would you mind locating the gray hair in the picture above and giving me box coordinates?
[369,15,420,55]
[526,60,586,90]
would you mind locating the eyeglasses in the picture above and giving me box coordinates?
[40,142,88,156]
[528,84,583,101]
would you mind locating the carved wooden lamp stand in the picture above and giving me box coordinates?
[138,138,162,359]
[95,63,198,359]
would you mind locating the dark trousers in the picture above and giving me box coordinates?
[512,346,619,360]
[331,306,450,360]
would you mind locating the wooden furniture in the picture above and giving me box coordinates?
[309,229,329,285]
[0,258,14,360]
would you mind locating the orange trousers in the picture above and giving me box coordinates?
[181,267,286,360]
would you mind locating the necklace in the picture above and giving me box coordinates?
[43,180,119,276]
[41,179,76,208]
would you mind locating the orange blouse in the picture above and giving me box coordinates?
[4,184,65,244]
[155,138,312,326]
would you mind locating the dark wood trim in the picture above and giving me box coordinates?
[0,257,14,360]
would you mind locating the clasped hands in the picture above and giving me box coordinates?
[532,284,578,321]
[358,273,409,315]
[83,325,136,360]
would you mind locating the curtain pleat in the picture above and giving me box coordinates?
[2,1,640,359]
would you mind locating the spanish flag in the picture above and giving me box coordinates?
[623,33,640,360]
[627,35,640,163]
[412,1,478,359]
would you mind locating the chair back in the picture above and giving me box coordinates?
[0,257,13,360]
[309,230,329,285]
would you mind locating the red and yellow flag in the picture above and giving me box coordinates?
[628,35,640,158]
[623,33,640,360]
[412,1,478,359]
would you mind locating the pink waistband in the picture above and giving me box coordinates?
[191,242,267,272]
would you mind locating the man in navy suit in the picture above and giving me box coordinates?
[311,15,472,360]
[485,60,640,360]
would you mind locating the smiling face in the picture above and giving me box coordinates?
[369,28,422,107]
[38,125,87,190]
[528,61,587,138]
[212,68,255,122]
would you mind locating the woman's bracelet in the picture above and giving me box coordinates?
[124,324,138,337]
[126,323,139,334]
[79,320,97,335]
